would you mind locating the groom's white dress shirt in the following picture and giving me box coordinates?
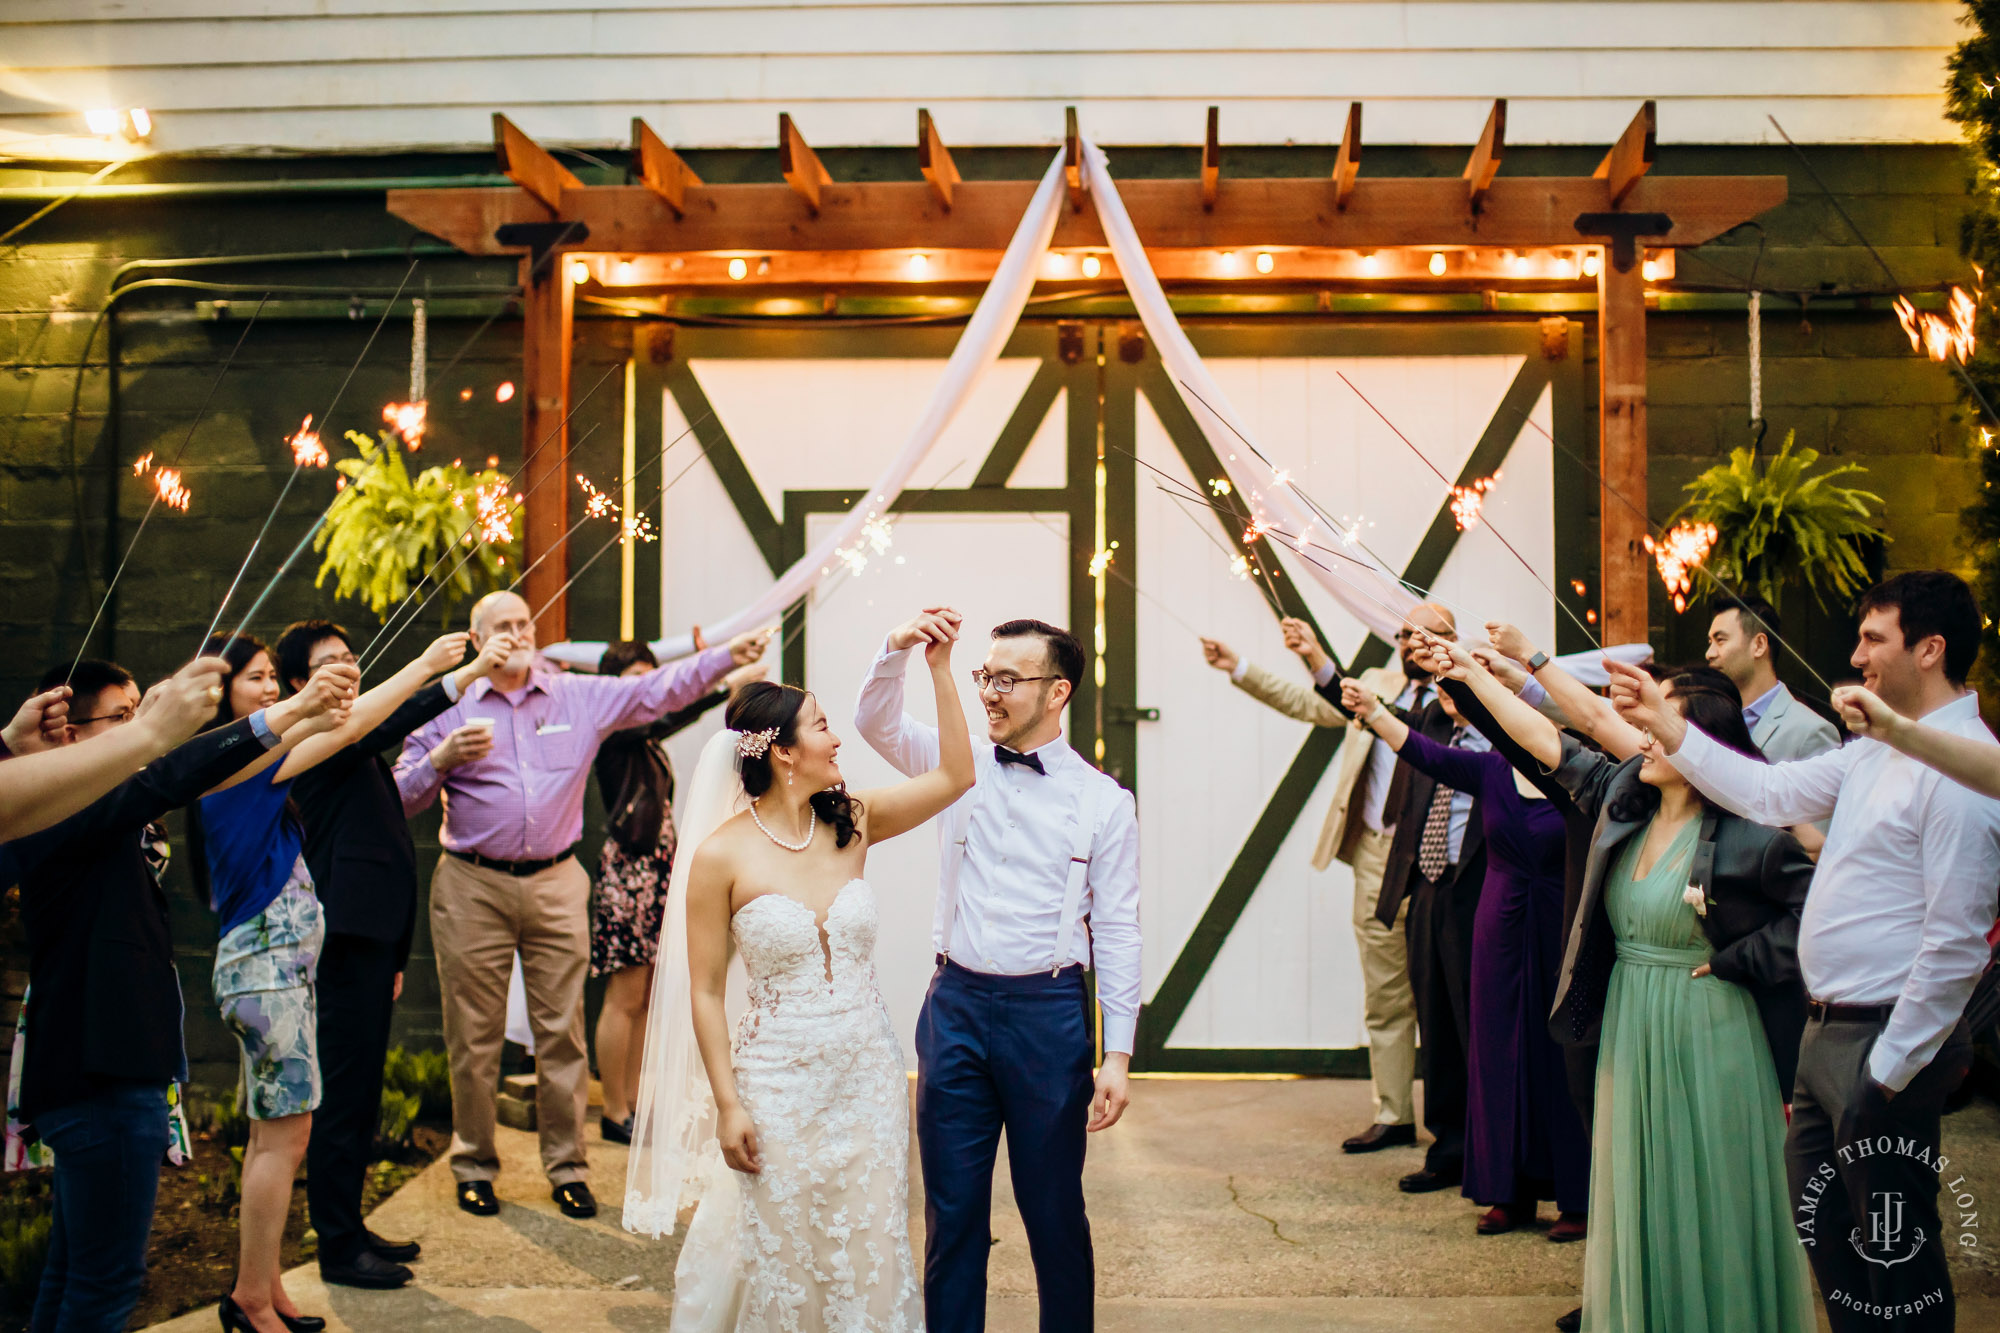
[854,639,1143,1055]
[1669,691,2000,1091]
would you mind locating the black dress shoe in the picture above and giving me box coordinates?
[456,1180,500,1216]
[365,1229,421,1264]
[321,1249,414,1290]
[1398,1165,1463,1193]
[553,1181,598,1218]
[1341,1123,1417,1153]
[600,1114,634,1146]
[1555,1307,1581,1332]
[219,1294,326,1333]
[278,1315,326,1333]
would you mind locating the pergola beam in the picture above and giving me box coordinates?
[1464,99,1506,212]
[1595,100,1657,207]
[918,108,959,211]
[779,113,833,213]
[492,113,582,214]
[631,118,702,218]
[1333,103,1362,211]
[1065,106,1088,211]
[1202,106,1221,211]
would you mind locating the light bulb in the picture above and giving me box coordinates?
[1360,251,1380,275]
[1081,255,1102,279]
[614,259,635,284]
[1255,251,1275,275]
[126,108,151,140]
[1583,252,1602,278]
[1428,252,1447,276]
[1507,251,1525,272]
[1220,250,1241,271]
[909,252,929,276]
[84,109,121,136]
[568,259,590,284]
[1641,258,1660,282]
[496,381,516,403]
[727,257,748,281]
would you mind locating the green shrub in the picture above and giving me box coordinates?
[382,1046,452,1123]
[0,1173,51,1305]
[377,1087,422,1148]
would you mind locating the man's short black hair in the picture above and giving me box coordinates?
[1855,571,1983,686]
[275,619,354,690]
[991,619,1086,691]
[600,639,658,677]
[37,659,133,706]
[1710,595,1782,654]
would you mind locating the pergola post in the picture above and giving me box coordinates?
[1597,255,1649,645]
[521,253,573,642]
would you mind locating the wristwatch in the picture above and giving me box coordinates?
[1526,651,1550,673]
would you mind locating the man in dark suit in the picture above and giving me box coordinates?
[277,620,509,1289]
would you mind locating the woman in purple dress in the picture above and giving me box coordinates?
[1342,676,1588,1240]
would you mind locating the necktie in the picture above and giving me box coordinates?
[1380,685,1431,825]
[995,745,1046,775]
[1417,726,1462,881]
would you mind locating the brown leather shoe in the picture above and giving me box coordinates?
[1341,1123,1417,1153]
[1476,1203,1528,1234]
[1548,1212,1587,1243]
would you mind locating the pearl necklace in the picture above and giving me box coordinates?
[750,799,816,853]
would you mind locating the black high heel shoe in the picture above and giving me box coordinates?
[218,1292,326,1333]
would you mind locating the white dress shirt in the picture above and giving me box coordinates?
[1670,691,2000,1090]
[854,640,1144,1054]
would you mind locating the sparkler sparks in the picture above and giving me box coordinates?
[1643,519,1719,614]
[133,452,153,476]
[1228,553,1253,581]
[1088,541,1119,578]
[577,473,617,521]
[473,481,518,545]
[1893,286,1978,364]
[1450,472,1502,531]
[287,416,327,468]
[383,401,427,448]
[834,514,897,577]
[1208,478,1233,497]
[619,512,657,545]
[132,452,192,510]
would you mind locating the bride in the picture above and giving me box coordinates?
[623,625,973,1331]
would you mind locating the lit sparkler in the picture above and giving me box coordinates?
[1208,478,1233,497]
[287,416,327,468]
[383,401,427,448]
[1893,285,1977,364]
[1450,472,1502,531]
[133,452,153,475]
[1643,519,1719,613]
[1088,541,1119,578]
[834,513,897,576]
[1228,553,1253,581]
[474,481,517,545]
[620,512,657,545]
[132,452,192,511]
[577,473,617,521]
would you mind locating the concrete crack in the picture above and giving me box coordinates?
[1226,1174,1301,1246]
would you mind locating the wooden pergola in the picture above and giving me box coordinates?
[389,102,1786,644]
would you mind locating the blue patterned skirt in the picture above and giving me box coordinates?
[213,864,325,1120]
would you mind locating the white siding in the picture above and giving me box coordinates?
[0,1,1959,154]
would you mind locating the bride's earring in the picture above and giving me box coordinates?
[786,765,795,787]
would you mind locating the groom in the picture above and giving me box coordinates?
[856,608,1140,1332]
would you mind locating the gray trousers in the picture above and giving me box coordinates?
[1787,1014,1972,1333]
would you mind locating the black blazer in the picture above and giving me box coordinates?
[2,718,269,1122]
[1547,734,1811,1090]
[290,680,457,967]
[1375,693,1489,927]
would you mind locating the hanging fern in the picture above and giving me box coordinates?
[1669,431,1886,610]
[312,430,520,618]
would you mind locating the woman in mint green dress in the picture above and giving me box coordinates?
[1432,648,1817,1333]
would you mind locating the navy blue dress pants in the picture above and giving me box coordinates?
[915,958,1095,1333]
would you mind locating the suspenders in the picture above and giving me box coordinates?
[939,759,1102,975]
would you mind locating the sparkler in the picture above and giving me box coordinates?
[1644,520,1719,614]
[287,416,327,469]
[133,453,192,511]
[1893,286,1977,365]
[1450,472,1501,531]
[383,400,428,448]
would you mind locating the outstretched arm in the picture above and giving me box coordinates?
[205,663,358,794]
[685,841,760,1175]
[1411,630,1563,771]
[276,633,477,781]
[858,633,977,844]
[853,609,957,777]
[1836,684,2000,801]
[1487,622,1641,760]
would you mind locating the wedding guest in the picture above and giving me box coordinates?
[275,619,511,1291]
[1429,632,1816,1332]
[0,658,230,842]
[1703,597,1840,762]
[1341,672,1587,1241]
[192,630,462,1333]
[1833,679,2000,798]
[589,641,757,1143]
[1610,570,2000,1333]
[394,591,767,1220]
[1200,615,1419,1154]
[0,660,349,1333]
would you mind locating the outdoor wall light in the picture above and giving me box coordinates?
[1081,255,1102,278]
[83,108,151,141]
[568,259,591,284]
[728,258,749,280]
[909,252,929,276]
[1427,251,1447,276]
[1255,251,1275,274]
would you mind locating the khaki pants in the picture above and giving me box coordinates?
[430,852,591,1187]
[1350,827,1416,1126]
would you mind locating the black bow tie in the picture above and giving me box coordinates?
[995,745,1046,775]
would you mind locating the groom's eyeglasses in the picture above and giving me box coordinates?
[970,670,1055,695]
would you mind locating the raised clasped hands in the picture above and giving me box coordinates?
[1339,677,1380,722]
[891,606,963,654]
[1198,637,1238,675]
[289,662,359,736]
[1407,627,1471,680]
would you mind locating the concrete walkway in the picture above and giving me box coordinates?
[149,1078,2000,1331]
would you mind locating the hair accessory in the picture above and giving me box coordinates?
[735,726,779,760]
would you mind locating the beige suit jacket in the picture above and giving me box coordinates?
[1232,660,1410,872]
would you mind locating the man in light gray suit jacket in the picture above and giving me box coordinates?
[1705,597,1840,762]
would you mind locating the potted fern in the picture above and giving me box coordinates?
[1669,431,1886,612]
[313,430,521,619]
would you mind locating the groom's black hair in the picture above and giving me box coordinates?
[991,619,1085,691]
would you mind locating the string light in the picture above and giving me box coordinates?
[1894,285,1978,364]
[1643,519,1719,613]
[728,258,749,281]
[1570,578,1588,596]
[287,415,327,468]
[459,387,474,402]
[1081,255,1103,279]
[382,401,427,448]
[909,252,929,276]
[1255,251,1275,275]
[1428,252,1447,276]
[569,259,591,284]
[1641,258,1661,282]
[1583,252,1602,278]
[495,381,516,403]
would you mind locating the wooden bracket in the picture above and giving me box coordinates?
[493,112,583,214]
[918,108,959,211]
[1201,106,1221,211]
[1065,106,1088,212]
[779,113,833,213]
[631,118,701,218]
[1594,101,1657,207]
[1464,99,1506,213]
[1333,103,1362,211]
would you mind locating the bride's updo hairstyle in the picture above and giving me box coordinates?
[727,680,862,849]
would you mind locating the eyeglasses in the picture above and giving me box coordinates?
[70,707,135,726]
[970,670,1056,695]
[1393,628,1457,643]
[310,652,359,670]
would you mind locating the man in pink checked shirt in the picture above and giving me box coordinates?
[395,590,769,1220]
